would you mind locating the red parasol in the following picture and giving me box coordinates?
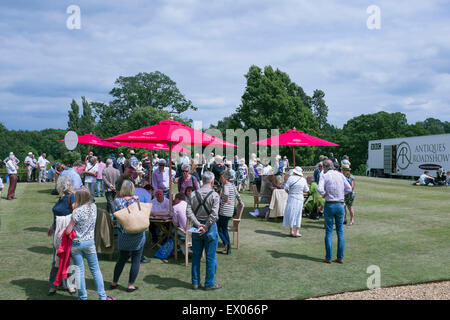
[252,129,339,167]
[111,141,191,153]
[105,119,237,147]
[105,119,237,209]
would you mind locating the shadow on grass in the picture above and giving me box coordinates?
[254,229,291,238]
[28,246,53,255]
[143,274,191,290]
[267,250,323,263]
[10,278,73,300]
[36,189,56,194]
[24,227,48,233]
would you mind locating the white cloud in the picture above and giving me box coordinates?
[0,0,449,131]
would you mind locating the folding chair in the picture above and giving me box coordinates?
[228,202,245,249]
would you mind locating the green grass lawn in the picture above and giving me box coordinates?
[0,177,449,300]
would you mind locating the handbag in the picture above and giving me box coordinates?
[154,238,174,259]
[113,199,152,234]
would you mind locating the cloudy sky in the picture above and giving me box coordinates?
[1,0,449,131]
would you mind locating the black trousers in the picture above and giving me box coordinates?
[113,247,144,284]
[105,191,116,214]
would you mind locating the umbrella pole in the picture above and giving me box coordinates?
[292,146,296,167]
[149,151,153,185]
[169,142,173,211]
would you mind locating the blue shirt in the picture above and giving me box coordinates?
[52,194,75,230]
[129,156,139,168]
[60,167,83,190]
[134,188,152,203]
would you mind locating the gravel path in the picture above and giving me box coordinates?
[309,281,450,300]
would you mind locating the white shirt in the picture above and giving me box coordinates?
[317,170,352,203]
[38,156,49,169]
[419,174,429,185]
[85,162,98,183]
[6,159,18,174]
[151,197,170,213]
[180,156,190,166]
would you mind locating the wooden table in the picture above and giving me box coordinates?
[150,217,174,250]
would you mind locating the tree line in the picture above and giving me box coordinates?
[1,66,449,173]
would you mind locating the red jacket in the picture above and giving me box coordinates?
[53,230,76,287]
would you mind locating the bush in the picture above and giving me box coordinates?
[62,151,81,166]
[353,164,367,176]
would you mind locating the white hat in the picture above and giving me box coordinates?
[130,150,135,155]
[215,155,223,164]
[292,166,303,176]
[28,152,33,155]
[9,152,14,156]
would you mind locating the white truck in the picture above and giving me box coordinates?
[367,133,450,179]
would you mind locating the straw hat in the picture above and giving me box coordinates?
[215,155,223,164]
[292,166,303,176]
[341,164,351,171]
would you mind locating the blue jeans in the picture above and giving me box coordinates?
[323,202,345,261]
[96,179,105,197]
[191,222,219,288]
[71,240,107,300]
[217,215,230,246]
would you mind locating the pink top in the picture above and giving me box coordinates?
[171,201,187,232]
[97,162,106,179]
[74,164,86,176]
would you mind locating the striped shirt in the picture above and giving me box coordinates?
[219,183,243,217]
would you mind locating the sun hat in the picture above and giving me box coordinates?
[130,150,135,155]
[119,153,124,156]
[262,167,274,176]
[215,155,223,164]
[28,152,33,155]
[341,164,351,171]
[292,166,303,176]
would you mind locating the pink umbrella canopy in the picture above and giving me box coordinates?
[60,134,119,148]
[253,129,339,147]
[105,120,237,147]
[105,119,237,210]
[252,129,339,167]
[111,141,191,153]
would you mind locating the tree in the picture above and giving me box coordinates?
[93,72,196,140]
[231,65,320,165]
[80,96,95,135]
[311,89,328,131]
[67,99,81,133]
[109,71,197,117]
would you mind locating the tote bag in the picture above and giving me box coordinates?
[113,199,152,234]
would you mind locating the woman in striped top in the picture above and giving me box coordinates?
[217,171,243,255]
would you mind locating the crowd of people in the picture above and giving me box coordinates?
[42,150,254,298]
[1,149,363,298]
